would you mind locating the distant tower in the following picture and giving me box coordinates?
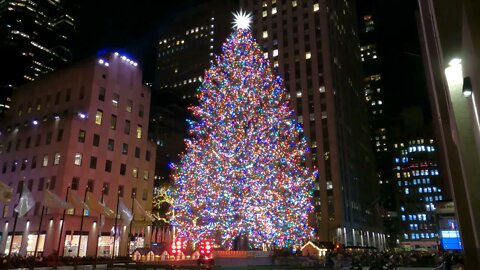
[0,0,76,115]
[243,0,384,248]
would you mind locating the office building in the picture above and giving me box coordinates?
[0,0,76,115]
[0,52,156,257]
[243,0,383,248]
[393,137,445,250]
[357,0,398,247]
[418,0,480,266]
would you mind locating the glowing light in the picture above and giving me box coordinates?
[232,10,252,30]
[32,120,38,125]
[98,59,104,64]
[171,27,316,249]
[449,58,461,66]
[78,112,86,119]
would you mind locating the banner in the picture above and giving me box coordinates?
[0,181,13,203]
[67,191,89,210]
[119,200,133,224]
[42,190,72,209]
[14,183,35,217]
[85,192,114,217]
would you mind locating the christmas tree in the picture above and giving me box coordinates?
[171,12,316,249]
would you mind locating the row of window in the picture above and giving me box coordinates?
[2,152,150,181]
[16,87,81,117]
[97,87,145,118]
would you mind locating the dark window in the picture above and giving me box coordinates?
[2,162,6,174]
[122,143,128,155]
[110,115,117,130]
[28,179,33,191]
[57,129,64,142]
[99,87,106,101]
[6,141,11,152]
[25,137,31,149]
[17,180,23,194]
[49,176,56,190]
[139,104,144,118]
[103,183,110,195]
[78,130,86,143]
[21,159,27,170]
[105,160,112,172]
[46,131,52,145]
[146,150,151,161]
[142,189,148,200]
[11,160,17,172]
[71,177,79,190]
[15,139,21,151]
[124,120,130,134]
[35,135,41,147]
[65,88,71,102]
[90,156,97,169]
[93,134,100,147]
[120,164,126,175]
[31,156,37,169]
[135,147,140,158]
[131,188,137,198]
[107,139,114,151]
[38,177,44,191]
[118,185,124,197]
[87,179,94,192]
[55,92,61,105]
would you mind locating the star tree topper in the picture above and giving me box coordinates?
[232,10,252,30]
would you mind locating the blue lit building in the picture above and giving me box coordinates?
[393,138,446,250]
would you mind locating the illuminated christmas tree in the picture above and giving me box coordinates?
[171,12,316,249]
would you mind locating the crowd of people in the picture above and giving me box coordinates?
[321,249,465,269]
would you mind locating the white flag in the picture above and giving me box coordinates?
[42,190,72,210]
[14,183,35,217]
[119,200,133,224]
[134,198,154,221]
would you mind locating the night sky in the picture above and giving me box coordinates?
[72,0,203,82]
[72,0,430,123]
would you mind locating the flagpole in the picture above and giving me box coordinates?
[127,192,135,256]
[94,188,105,267]
[55,186,70,269]
[8,183,25,258]
[32,205,45,266]
[112,189,120,262]
[77,187,89,258]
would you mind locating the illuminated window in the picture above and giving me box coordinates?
[110,115,117,130]
[313,3,319,12]
[272,7,277,14]
[136,125,142,139]
[132,167,138,178]
[126,99,133,112]
[262,10,267,17]
[74,153,82,166]
[42,155,48,167]
[95,110,103,125]
[273,49,278,57]
[263,31,268,38]
[292,0,297,7]
[112,93,119,107]
[306,52,311,59]
[54,153,61,165]
[143,170,149,181]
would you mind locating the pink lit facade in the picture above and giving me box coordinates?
[0,52,156,257]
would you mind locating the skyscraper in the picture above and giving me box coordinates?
[393,137,445,250]
[418,0,480,266]
[0,0,76,114]
[243,0,383,248]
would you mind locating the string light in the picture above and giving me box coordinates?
[171,26,316,249]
